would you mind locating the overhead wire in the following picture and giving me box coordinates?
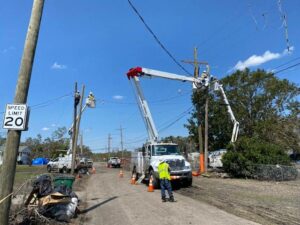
[273,62,300,74]
[127,0,192,76]
[158,106,193,133]
[0,93,72,114]
[271,56,300,71]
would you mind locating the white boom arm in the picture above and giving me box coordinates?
[213,82,239,142]
[127,67,239,143]
[130,76,159,143]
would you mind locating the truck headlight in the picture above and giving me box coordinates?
[184,165,191,170]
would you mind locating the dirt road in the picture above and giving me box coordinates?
[77,163,259,225]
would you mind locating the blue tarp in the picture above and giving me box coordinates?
[32,157,49,165]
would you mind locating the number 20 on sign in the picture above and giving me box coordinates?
[3,104,28,130]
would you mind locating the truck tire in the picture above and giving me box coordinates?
[149,170,159,189]
[47,165,52,173]
[184,178,193,187]
[62,166,68,174]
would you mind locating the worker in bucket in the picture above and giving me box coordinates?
[158,159,175,202]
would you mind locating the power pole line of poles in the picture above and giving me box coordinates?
[0,0,45,224]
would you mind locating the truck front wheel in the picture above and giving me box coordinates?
[62,166,68,174]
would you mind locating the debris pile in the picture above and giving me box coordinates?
[13,174,79,224]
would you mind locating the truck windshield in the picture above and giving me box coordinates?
[153,145,180,156]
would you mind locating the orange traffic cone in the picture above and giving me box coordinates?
[119,169,124,178]
[147,175,154,192]
[131,174,136,184]
[92,167,96,174]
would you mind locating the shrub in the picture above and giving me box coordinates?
[222,137,291,178]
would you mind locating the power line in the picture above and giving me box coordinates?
[0,93,72,114]
[271,56,300,71]
[158,106,193,133]
[127,0,191,75]
[273,62,300,74]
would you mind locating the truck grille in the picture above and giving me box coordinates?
[166,159,185,171]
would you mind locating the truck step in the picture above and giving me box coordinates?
[136,174,145,184]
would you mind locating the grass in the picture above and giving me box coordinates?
[0,165,48,190]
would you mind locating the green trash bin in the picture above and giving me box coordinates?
[53,176,75,189]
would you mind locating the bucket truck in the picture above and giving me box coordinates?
[127,67,239,185]
[47,93,96,173]
[127,70,193,188]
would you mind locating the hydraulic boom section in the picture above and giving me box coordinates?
[127,66,239,143]
[129,76,159,143]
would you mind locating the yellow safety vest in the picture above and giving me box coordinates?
[158,162,171,180]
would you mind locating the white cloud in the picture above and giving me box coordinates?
[113,95,124,100]
[232,47,294,71]
[51,62,67,70]
[42,127,50,131]
[51,124,57,127]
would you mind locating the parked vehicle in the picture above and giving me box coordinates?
[47,155,89,174]
[131,143,192,188]
[208,149,227,168]
[107,157,121,168]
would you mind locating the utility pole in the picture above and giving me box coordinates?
[71,85,85,174]
[118,125,124,159]
[182,47,208,174]
[71,83,79,174]
[204,91,209,173]
[80,133,83,155]
[0,1,44,224]
[108,133,112,158]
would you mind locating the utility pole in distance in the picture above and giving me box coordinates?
[0,1,45,224]
[108,133,112,158]
[118,125,124,159]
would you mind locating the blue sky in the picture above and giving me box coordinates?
[1,0,299,152]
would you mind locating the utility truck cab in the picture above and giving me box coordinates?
[132,142,192,188]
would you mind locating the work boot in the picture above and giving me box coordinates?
[162,197,166,202]
[169,196,175,202]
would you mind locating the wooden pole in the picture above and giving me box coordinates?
[71,83,78,174]
[0,1,44,224]
[204,91,209,173]
[71,85,85,173]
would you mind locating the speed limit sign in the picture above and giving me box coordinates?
[3,104,28,130]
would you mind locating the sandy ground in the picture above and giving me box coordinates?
[76,163,259,225]
[177,173,300,225]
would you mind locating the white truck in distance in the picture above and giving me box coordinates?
[107,157,121,168]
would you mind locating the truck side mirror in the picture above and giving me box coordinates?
[142,147,146,157]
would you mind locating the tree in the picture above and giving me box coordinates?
[23,127,70,159]
[186,69,300,152]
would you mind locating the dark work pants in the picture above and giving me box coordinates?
[160,179,173,199]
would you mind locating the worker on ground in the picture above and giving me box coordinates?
[158,159,175,202]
